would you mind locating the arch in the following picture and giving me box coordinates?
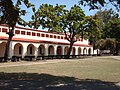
[48,45,54,55]
[27,44,35,56]
[64,46,69,55]
[88,48,92,55]
[14,43,23,56]
[38,45,45,56]
[78,47,81,55]
[97,49,99,55]
[72,47,76,55]
[0,42,6,57]
[57,46,62,55]
[83,48,87,55]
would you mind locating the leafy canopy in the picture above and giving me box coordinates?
[79,0,120,11]
[0,0,33,28]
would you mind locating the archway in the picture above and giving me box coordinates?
[27,44,35,56]
[14,43,23,56]
[64,46,69,55]
[83,48,87,55]
[57,46,62,55]
[38,45,45,56]
[78,47,81,55]
[48,45,54,55]
[72,47,76,55]
[88,48,92,55]
[0,42,6,57]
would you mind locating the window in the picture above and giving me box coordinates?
[32,32,36,36]
[15,30,20,34]
[46,34,49,37]
[27,32,31,35]
[37,33,40,37]
[54,35,56,38]
[30,47,32,54]
[50,35,53,38]
[41,34,45,37]
[19,46,22,54]
[58,36,60,39]
[0,28,1,32]
[2,28,7,33]
[21,31,25,35]
[61,36,63,39]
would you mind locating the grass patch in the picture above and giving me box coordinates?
[0,57,120,82]
[0,57,120,90]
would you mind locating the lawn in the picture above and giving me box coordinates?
[0,56,120,90]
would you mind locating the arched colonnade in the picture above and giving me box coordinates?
[0,41,93,57]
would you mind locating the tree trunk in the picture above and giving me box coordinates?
[65,42,74,59]
[4,28,14,62]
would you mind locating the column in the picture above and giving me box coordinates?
[22,44,28,58]
[9,41,13,58]
[54,45,57,55]
[81,47,84,55]
[34,44,39,58]
[45,44,48,56]
[75,46,78,55]
[34,47,38,58]
[62,46,65,55]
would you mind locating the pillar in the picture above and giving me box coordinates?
[9,41,13,58]
[62,46,65,55]
[54,45,57,55]
[45,44,48,56]
[22,44,28,58]
[35,47,38,58]
[75,47,78,55]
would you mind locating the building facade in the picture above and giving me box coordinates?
[0,24,95,59]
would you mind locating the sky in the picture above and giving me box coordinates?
[19,0,119,30]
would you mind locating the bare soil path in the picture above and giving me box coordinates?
[0,56,120,68]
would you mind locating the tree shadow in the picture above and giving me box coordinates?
[0,72,119,90]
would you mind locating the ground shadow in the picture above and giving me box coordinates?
[0,72,119,90]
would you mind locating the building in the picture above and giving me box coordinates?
[0,24,94,59]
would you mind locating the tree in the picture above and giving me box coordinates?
[104,18,120,54]
[85,16,102,46]
[91,9,119,54]
[29,4,86,58]
[60,5,86,58]
[95,38,116,54]
[34,4,66,32]
[94,9,119,38]
[0,0,32,61]
[27,5,41,29]
[89,9,119,50]
[79,0,120,11]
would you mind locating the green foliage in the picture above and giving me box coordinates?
[96,9,119,25]
[0,0,33,28]
[79,0,120,11]
[85,16,102,45]
[61,5,86,42]
[93,9,120,54]
[29,4,66,31]
[93,9,119,39]
[104,18,120,41]
[0,0,19,27]
[95,38,116,51]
